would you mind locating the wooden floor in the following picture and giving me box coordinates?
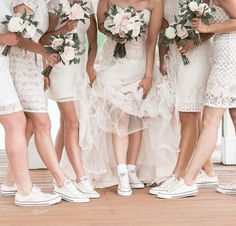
[1,151,236,226]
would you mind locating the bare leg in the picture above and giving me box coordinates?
[184,107,225,185]
[58,102,85,181]
[55,116,65,161]
[229,108,236,132]
[173,112,201,178]
[27,112,65,186]
[127,131,142,165]
[0,112,32,194]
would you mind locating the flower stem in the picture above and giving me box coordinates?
[42,66,53,78]
[2,46,12,56]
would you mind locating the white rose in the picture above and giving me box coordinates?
[61,46,76,62]
[25,23,37,38]
[132,22,141,37]
[113,12,125,24]
[176,24,189,39]
[104,17,114,30]
[165,26,176,39]
[120,18,131,34]
[110,24,120,35]
[199,3,211,15]
[51,38,64,50]
[69,4,84,20]
[188,1,199,12]
[7,16,24,33]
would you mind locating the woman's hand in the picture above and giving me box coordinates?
[178,40,196,55]
[192,19,210,33]
[62,20,78,33]
[43,53,60,66]
[138,76,153,99]
[87,65,96,87]
[159,62,167,76]
[44,77,50,90]
[0,32,19,46]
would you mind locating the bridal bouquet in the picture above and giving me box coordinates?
[159,22,199,65]
[53,0,90,24]
[104,5,148,58]
[2,12,42,56]
[178,0,215,42]
[42,33,85,78]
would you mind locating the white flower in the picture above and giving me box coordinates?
[7,16,24,33]
[69,3,84,20]
[198,3,211,16]
[104,17,114,30]
[165,26,176,39]
[113,11,125,24]
[61,46,76,62]
[132,21,142,37]
[51,38,64,50]
[188,1,199,12]
[176,24,189,39]
[25,22,37,38]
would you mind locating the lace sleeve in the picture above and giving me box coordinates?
[47,0,60,14]
[11,0,35,13]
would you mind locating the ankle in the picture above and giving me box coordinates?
[117,164,127,175]
[55,174,66,187]
[17,184,32,195]
[127,164,136,172]
[183,176,195,186]
[202,167,215,177]
[3,179,15,187]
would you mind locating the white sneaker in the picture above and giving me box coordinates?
[196,170,218,187]
[128,169,144,189]
[157,179,198,199]
[54,179,90,203]
[0,183,17,196]
[149,175,178,195]
[216,181,236,194]
[75,177,100,199]
[15,186,61,207]
[117,172,132,197]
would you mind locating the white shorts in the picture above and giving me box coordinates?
[0,56,22,115]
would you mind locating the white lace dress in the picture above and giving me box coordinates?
[47,0,93,102]
[62,7,179,187]
[9,0,49,113]
[204,2,236,108]
[164,0,212,112]
[0,0,22,115]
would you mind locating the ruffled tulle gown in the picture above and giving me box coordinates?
[62,7,179,187]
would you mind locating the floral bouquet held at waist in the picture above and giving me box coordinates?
[2,12,43,56]
[42,33,85,78]
[103,4,148,59]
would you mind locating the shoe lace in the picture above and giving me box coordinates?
[65,179,79,195]
[119,172,130,188]
[31,186,53,198]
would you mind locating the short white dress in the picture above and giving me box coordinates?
[204,2,236,108]
[164,0,212,112]
[62,7,179,187]
[47,0,93,102]
[9,0,49,113]
[0,0,22,115]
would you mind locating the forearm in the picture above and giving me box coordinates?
[159,44,168,66]
[86,42,97,68]
[41,27,67,45]
[0,34,6,45]
[145,41,156,78]
[207,19,236,33]
[200,33,214,42]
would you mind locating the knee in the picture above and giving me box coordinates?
[33,116,51,132]
[202,113,220,129]
[3,113,26,133]
[63,116,79,131]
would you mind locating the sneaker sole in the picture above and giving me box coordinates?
[54,192,90,203]
[117,188,132,197]
[157,190,198,199]
[130,183,145,189]
[149,189,165,195]
[216,187,236,195]
[77,189,100,199]
[0,191,17,196]
[15,197,61,207]
[197,182,219,188]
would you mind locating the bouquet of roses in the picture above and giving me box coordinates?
[103,4,148,58]
[1,12,42,56]
[159,20,199,65]
[53,0,90,24]
[42,33,85,78]
[178,0,215,42]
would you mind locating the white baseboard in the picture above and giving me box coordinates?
[221,137,236,165]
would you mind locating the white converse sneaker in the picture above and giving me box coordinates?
[196,170,218,187]
[0,183,17,196]
[216,181,236,194]
[157,179,198,199]
[128,169,144,189]
[54,179,90,203]
[117,172,132,197]
[15,186,61,207]
[149,175,178,195]
[75,177,100,199]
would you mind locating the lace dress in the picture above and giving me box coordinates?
[61,7,179,187]
[204,2,236,108]
[9,0,49,113]
[164,0,212,112]
[47,0,93,102]
[0,0,22,115]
